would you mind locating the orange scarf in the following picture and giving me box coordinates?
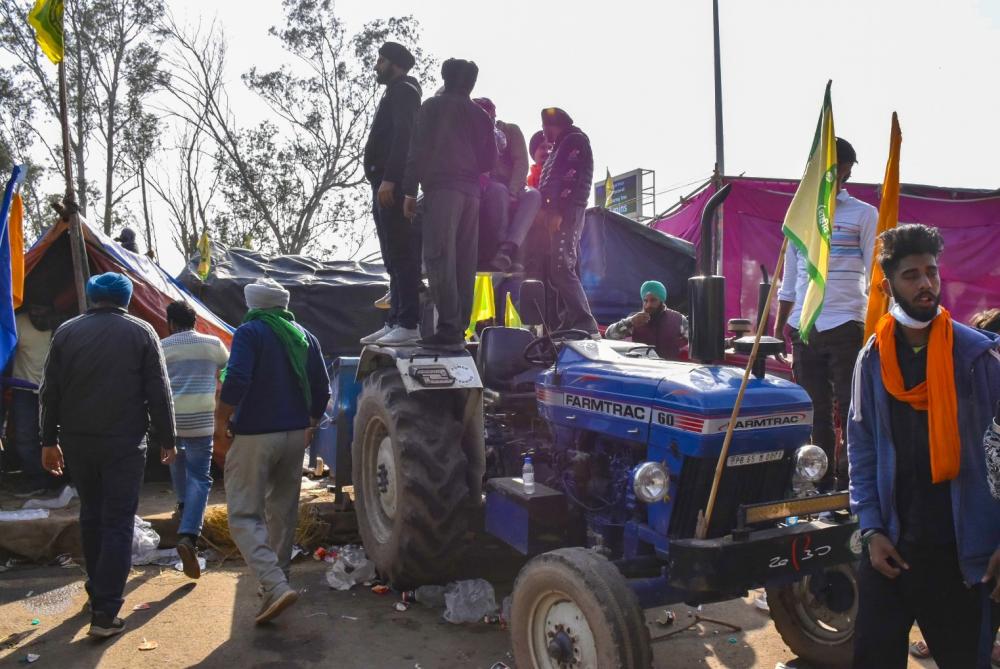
[875,309,960,482]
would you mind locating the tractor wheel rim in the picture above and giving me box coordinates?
[528,591,598,669]
[376,436,397,521]
[788,567,857,645]
[362,417,393,544]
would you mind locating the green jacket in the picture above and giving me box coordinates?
[494,120,530,193]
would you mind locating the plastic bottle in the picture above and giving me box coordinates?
[522,456,535,494]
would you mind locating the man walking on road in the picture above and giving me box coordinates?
[360,42,424,347]
[848,224,1000,668]
[40,272,176,638]
[215,279,330,624]
[775,137,878,489]
[402,58,497,350]
[162,300,229,579]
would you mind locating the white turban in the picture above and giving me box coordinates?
[244,278,290,310]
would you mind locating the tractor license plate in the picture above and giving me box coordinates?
[727,450,784,467]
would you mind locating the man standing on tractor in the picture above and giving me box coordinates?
[775,137,878,490]
[848,224,1000,668]
[402,58,497,351]
[214,278,330,624]
[537,107,600,336]
[361,42,424,347]
[605,280,688,359]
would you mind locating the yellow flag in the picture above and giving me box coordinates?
[604,169,614,208]
[466,272,495,339]
[197,231,211,280]
[864,113,901,340]
[781,81,837,343]
[504,291,522,328]
[28,0,64,65]
[10,194,24,309]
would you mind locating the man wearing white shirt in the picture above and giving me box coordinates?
[774,137,878,489]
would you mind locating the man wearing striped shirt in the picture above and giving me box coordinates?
[161,301,229,578]
[775,137,878,490]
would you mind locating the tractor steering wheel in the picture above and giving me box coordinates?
[523,329,593,366]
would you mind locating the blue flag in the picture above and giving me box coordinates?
[0,166,26,373]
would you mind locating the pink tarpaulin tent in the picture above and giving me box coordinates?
[652,177,1000,328]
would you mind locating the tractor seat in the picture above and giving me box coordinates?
[478,326,543,393]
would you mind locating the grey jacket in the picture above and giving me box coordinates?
[40,307,175,450]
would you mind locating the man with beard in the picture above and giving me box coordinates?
[775,137,878,489]
[848,224,1000,668]
[605,280,687,359]
[360,42,423,347]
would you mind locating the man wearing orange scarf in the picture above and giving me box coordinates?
[848,224,1000,668]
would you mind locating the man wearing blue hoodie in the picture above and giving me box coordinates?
[848,224,1000,668]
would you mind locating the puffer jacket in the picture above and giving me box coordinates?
[538,125,593,210]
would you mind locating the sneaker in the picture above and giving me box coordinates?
[360,324,393,345]
[88,614,126,638]
[491,249,512,273]
[374,292,391,310]
[417,332,466,352]
[255,587,299,624]
[176,535,201,579]
[376,326,421,347]
[509,261,525,274]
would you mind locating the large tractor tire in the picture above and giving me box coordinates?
[352,367,470,588]
[510,548,652,669]
[766,562,858,669]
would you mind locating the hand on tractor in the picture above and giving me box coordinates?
[868,533,909,578]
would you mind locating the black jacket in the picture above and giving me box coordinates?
[402,92,497,198]
[539,125,594,210]
[364,76,422,184]
[40,307,176,450]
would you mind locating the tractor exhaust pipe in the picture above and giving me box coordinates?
[688,183,731,363]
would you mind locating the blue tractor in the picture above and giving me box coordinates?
[337,188,860,668]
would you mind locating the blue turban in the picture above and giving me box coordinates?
[640,280,667,304]
[86,272,133,307]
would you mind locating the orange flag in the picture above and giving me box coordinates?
[10,192,25,309]
[864,112,901,340]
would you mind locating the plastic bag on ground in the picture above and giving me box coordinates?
[444,579,498,624]
[131,516,161,565]
[414,585,446,608]
[325,545,376,591]
[22,486,77,510]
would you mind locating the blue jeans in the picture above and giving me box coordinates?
[169,436,214,537]
[11,390,48,488]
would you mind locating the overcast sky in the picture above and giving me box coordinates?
[35,0,1000,272]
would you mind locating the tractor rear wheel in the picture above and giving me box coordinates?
[352,368,470,588]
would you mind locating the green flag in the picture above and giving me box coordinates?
[28,0,63,65]
[782,81,837,342]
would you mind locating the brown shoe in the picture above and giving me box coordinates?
[255,587,298,624]
[176,535,201,579]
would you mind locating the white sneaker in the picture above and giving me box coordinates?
[376,327,421,346]
[360,324,392,345]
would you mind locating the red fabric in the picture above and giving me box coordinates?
[527,163,542,189]
[653,178,1000,328]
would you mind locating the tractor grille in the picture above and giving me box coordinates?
[668,453,792,539]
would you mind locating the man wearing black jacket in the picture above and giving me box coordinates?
[538,108,599,336]
[402,58,497,350]
[40,273,176,638]
[361,42,423,347]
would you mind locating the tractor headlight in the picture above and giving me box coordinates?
[633,462,669,503]
[794,445,828,482]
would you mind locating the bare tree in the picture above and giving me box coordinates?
[160,0,435,256]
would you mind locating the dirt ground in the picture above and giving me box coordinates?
[0,481,935,668]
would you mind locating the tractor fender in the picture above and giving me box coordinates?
[355,345,483,393]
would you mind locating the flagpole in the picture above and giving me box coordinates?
[696,236,789,540]
[57,59,89,314]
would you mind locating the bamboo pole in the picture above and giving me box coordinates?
[58,60,89,314]
[695,236,789,540]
